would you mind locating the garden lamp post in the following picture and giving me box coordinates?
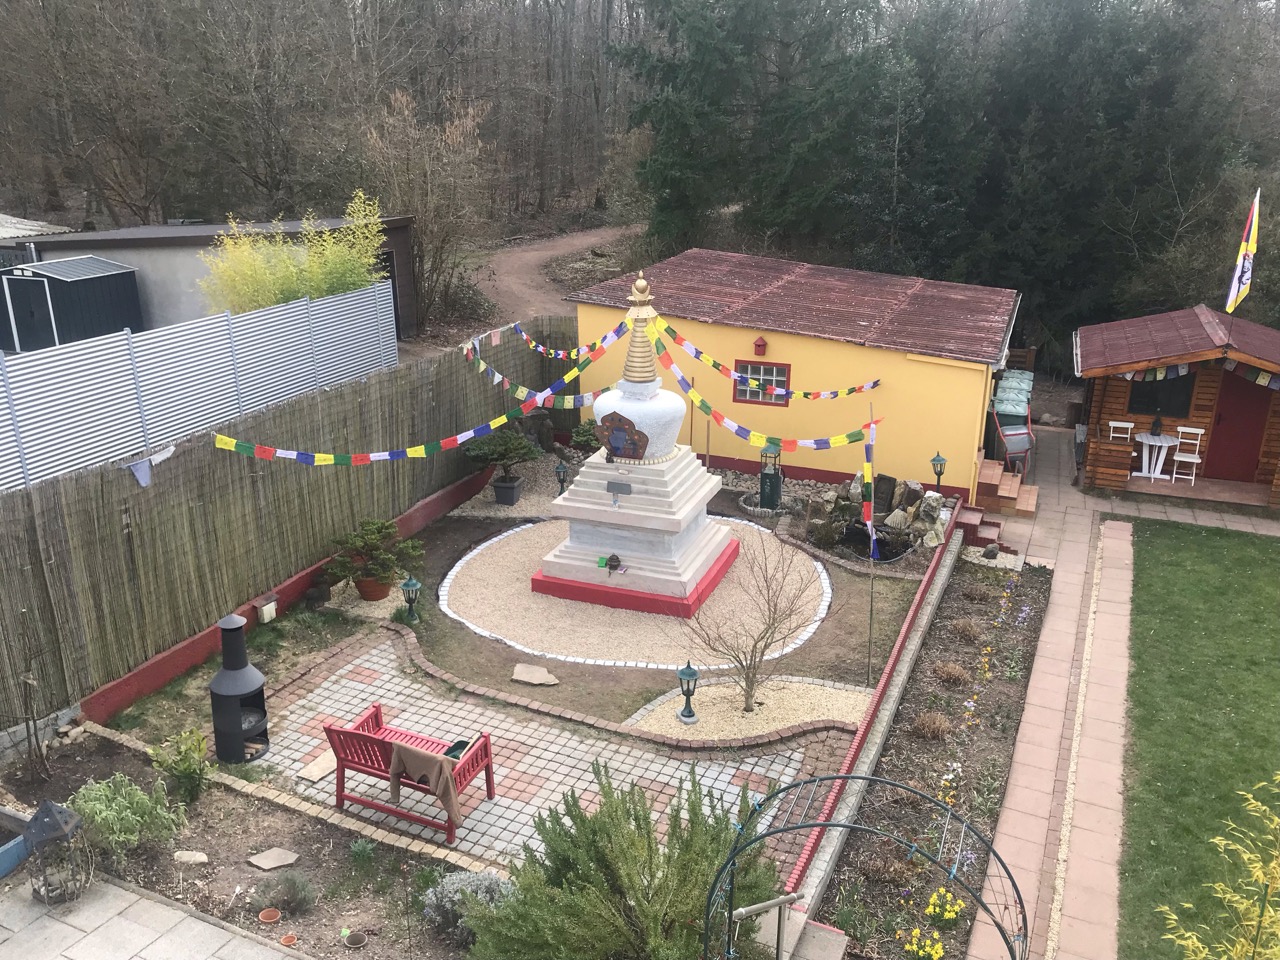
[677,660,700,725]
[400,576,422,623]
[555,460,569,495]
[930,452,947,493]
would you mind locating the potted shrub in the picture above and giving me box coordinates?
[325,518,424,601]
[463,428,542,506]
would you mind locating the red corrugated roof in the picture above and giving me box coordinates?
[1074,304,1280,375]
[566,249,1019,366]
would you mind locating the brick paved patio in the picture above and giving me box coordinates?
[270,639,844,867]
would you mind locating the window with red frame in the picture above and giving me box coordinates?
[734,361,789,405]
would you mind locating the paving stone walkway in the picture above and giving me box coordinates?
[271,640,842,868]
[0,876,303,960]
[967,430,1280,960]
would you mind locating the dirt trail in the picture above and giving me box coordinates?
[478,224,635,322]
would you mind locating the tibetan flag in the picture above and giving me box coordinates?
[1226,188,1260,313]
[215,434,236,450]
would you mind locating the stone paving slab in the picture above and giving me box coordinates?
[0,878,309,960]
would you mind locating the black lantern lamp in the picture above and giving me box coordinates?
[23,799,92,904]
[400,575,422,623]
[760,442,782,511]
[930,452,947,493]
[677,660,700,725]
[555,460,569,495]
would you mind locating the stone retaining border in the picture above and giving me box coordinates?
[84,722,508,876]
[436,517,833,671]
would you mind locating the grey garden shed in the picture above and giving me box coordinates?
[1,255,143,353]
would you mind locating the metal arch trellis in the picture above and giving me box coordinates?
[702,774,1029,960]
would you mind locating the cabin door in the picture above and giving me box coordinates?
[1203,372,1271,482]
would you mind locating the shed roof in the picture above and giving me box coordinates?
[6,255,137,281]
[566,249,1020,366]
[11,216,414,250]
[0,214,71,241]
[1073,304,1280,376]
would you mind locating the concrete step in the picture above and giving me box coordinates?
[1015,484,1039,518]
[977,460,1004,496]
[975,522,1004,545]
[790,921,848,960]
[997,471,1022,500]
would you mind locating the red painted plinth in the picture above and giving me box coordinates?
[530,537,740,618]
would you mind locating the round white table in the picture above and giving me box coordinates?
[1133,432,1178,480]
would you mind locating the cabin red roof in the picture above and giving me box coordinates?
[566,249,1020,366]
[1073,305,1280,376]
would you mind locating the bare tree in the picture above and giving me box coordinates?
[685,536,821,714]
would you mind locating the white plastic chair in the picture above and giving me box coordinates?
[1108,421,1134,441]
[1171,427,1204,485]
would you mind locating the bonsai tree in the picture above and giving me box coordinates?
[325,518,424,586]
[463,427,542,482]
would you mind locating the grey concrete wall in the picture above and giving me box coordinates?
[39,246,213,329]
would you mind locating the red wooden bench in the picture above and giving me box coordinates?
[323,704,495,844]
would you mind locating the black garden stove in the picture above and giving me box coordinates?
[209,614,269,763]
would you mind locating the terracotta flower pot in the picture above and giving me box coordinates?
[354,578,392,601]
[258,908,281,924]
[343,932,368,949]
[280,933,298,947]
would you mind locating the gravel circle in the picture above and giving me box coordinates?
[630,678,872,741]
[439,519,829,669]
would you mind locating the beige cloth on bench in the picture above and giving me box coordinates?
[388,743,461,825]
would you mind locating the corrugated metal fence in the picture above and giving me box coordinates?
[0,282,397,490]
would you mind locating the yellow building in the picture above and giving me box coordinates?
[568,249,1021,500]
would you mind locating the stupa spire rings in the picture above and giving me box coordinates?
[623,271,659,383]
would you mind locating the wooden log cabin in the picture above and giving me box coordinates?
[1073,305,1280,507]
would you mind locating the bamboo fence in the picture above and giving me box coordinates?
[0,316,578,719]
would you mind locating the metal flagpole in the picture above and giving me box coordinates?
[867,402,875,687]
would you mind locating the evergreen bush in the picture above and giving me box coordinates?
[571,418,602,451]
[325,518,424,586]
[467,763,776,960]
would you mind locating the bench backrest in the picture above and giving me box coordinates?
[326,726,395,774]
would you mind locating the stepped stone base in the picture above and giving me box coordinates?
[532,536,740,617]
[533,444,739,616]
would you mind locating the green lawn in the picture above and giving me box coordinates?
[1119,519,1280,959]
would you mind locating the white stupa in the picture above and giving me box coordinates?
[531,274,739,617]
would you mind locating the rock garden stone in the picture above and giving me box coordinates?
[902,480,925,508]
[512,663,560,686]
[174,851,209,865]
[884,508,910,531]
[873,474,898,514]
[982,543,1000,559]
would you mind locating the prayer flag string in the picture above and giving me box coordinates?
[513,318,633,359]
[213,329,618,464]
[647,326,869,450]
[653,317,879,399]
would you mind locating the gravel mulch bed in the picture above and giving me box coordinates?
[630,678,872,741]
[448,453,571,519]
[441,520,827,668]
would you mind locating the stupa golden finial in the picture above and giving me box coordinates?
[623,271,658,383]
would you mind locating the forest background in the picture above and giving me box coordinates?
[2,0,1278,368]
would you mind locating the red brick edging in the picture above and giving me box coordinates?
[783,502,963,892]
[383,623,860,758]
